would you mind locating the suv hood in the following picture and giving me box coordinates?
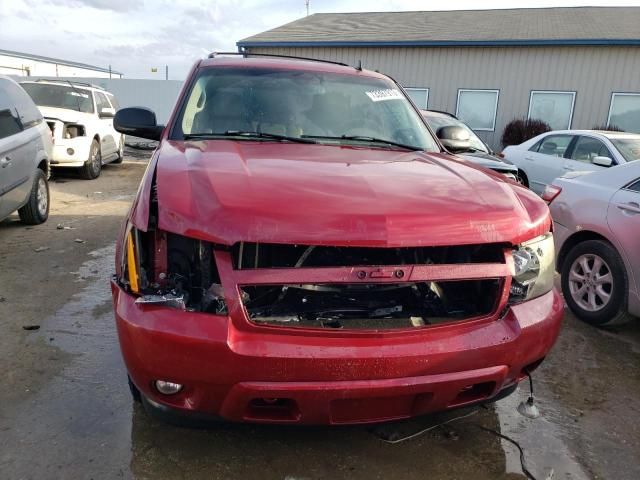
[37,106,93,124]
[140,140,550,247]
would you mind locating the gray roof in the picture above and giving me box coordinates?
[238,7,640,47]
[0,49,122,75]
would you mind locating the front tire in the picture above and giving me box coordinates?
[18,169,49,225]
[561,240,630,326]
[80,139,102,179]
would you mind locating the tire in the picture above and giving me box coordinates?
[128,376,142,403]
[561,239,631,326]
[80,139,102,179]
[18,169,49,225]
[517,170,529,188]
[112,137,124,164]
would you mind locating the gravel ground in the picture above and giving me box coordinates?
[0,151,639,479]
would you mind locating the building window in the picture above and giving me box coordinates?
[528,91,575,130]
[608,93,640,133]
[456,89,499,131]
[404,88,429,109]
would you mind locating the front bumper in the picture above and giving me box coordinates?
[112,280,563,425]
[50,138,92,167]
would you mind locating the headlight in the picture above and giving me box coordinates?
[509,233,555,303]
[118,224,226,314]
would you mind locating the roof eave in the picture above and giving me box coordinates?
[237,38,640,48]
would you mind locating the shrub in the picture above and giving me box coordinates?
[501,118,551,147]
[592,124,624,132]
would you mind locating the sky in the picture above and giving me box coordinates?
[1,0,639,79]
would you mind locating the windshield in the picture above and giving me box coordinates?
[422,113,489,153]
[609,136,640,162]
[21,83,94,114]
[173,67,439,151]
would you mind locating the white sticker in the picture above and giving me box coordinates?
[365,88,404,102]
[69,92,89,98]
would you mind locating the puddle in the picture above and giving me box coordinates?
[495,385,590,479]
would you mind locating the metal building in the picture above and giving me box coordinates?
[0,49,122,79]
[238,7,640,149]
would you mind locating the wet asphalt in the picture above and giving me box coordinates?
[1,154,639,479]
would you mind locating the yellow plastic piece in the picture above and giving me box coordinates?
[126,231,139,293]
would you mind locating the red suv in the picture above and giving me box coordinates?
[112,54,563,425]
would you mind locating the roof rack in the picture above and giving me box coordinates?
[208,51,351,68]
[32,78,106,91]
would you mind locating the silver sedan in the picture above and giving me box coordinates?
[545,161,640,325]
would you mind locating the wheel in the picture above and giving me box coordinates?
[561,240,631,326]
[517,170,529,187]
[18,169,49,225]
[128,376,142,403]
[80,139,102,179]
[112,137,124,164]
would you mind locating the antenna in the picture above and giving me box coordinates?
[305,0,310,16]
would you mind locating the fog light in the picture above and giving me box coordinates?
[155,380,183,395]
[67,148,75,155]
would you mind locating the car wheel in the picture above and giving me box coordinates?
[561,240,631,326]
[128,376,142,403]
[517,170,529,187]
[80,139,102,179]
[112,137,124,164]
[18,169,49,225]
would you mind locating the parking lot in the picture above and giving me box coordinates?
[0,151,637,480]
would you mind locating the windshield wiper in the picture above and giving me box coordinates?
[302,134,422,151]
[184,131,317,144]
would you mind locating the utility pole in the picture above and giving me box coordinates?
[109,64,112,79]
[165,65,168,80]
[305,0,310,16]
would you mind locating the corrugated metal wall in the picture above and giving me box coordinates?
[247,46,640,149]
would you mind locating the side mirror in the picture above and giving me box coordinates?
[98,107,115,119]
[436,125,471,153]
[592,156,613,167]
[114,107,164,141]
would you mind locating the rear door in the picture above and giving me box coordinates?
[94,91,116,155]
[565,135,614,174]
[0,78,37,218]
[607,177,640,297]
[523,134,576,193]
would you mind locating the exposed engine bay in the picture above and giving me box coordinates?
[126,232,503,329]
[241,280,500,330]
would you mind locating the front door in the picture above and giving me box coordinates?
[607,178,640,298]
[95,91,117,156]
[565,135,613,175]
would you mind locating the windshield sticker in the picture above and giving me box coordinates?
[69,92,89,98]
[365,89,404,102]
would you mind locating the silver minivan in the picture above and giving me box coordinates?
[0,75,52,224]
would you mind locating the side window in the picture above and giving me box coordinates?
[0,79,24,139]
[95,92,111,114]
[570,136,612,163]
[626,179,640,192]
[529,139,543,152]
[537,135,574,158]
[1,78,42,129]
[106,93,120,110]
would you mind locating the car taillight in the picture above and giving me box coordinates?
[542,185,562,204]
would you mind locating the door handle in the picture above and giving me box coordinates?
[563,166,574,171]
[524,156,534,161]
[617,202,640,214]
[0,157,11,168]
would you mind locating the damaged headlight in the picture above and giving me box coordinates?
[119,224,226,314]
[509,233,555,303]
